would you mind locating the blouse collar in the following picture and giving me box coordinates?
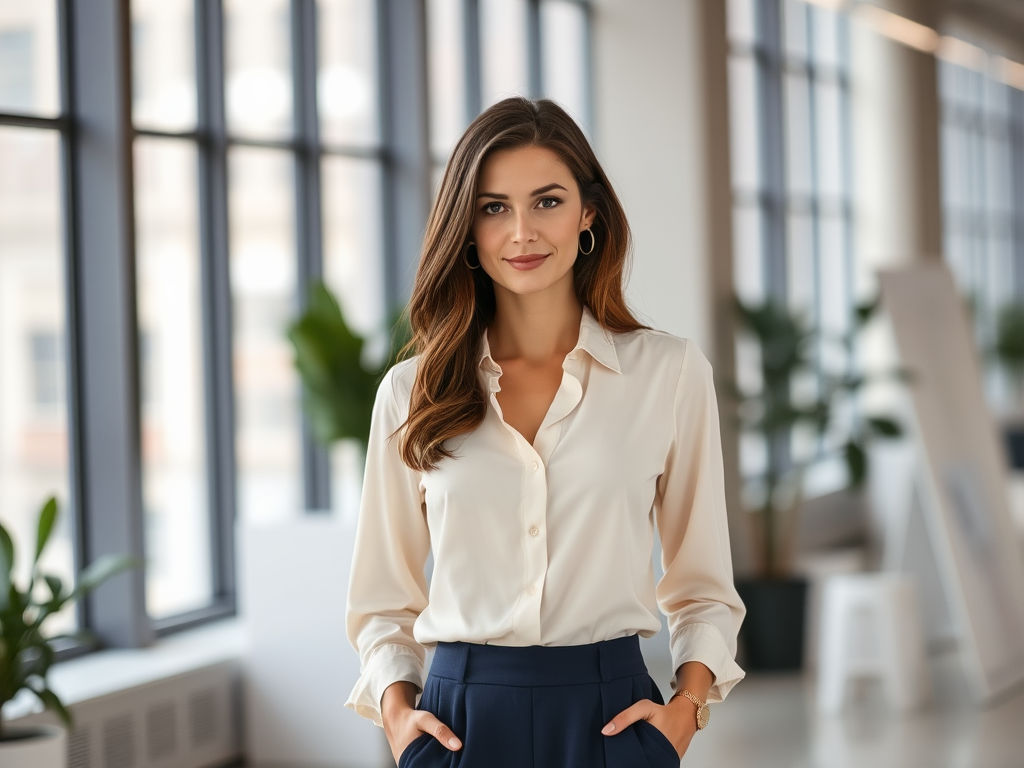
[477,305,622,375]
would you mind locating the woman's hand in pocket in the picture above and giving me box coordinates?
[381,681,463,764]
[601,697,697,761]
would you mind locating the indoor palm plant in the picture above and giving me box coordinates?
[0,496,138,767]
[286,280,410,451]
[731,294,905,669]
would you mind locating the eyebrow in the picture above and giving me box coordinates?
[476,183,568,200]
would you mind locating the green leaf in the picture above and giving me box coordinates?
[45,629,99,649]
[44,574,64,602]
[845,440,867,487]
[69,554,142,601]
[35,686,74,731]
[0,520,13,611]
[34,496,59,567]
[854,297,880,326]
[286,280,406,448]
[994,301,1024,369]
[867,416,902,438]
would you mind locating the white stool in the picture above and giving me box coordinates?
[816,573,930,713]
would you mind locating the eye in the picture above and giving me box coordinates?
[482,201,506,215]
[538,196,562,209]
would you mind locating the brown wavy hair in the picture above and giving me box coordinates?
[398,97,646,471]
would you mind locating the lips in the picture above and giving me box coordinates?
[505,253,550,270]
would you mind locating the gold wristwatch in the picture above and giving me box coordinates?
[671,689,710,730]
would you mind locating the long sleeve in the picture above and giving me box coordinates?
[653,340,746,703]
[344,362,431,727]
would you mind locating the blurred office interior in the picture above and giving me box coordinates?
[1,0,1024,766]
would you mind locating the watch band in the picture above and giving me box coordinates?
[671,688,710,730]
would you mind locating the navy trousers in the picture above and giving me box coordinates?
[397,633,681,768]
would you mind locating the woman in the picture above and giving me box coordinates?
[345,97,745,767]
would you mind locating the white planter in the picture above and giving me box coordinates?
[0,724,66,768]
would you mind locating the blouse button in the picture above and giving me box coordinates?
[530,461,539,471]
[527,584,538,596]
[528,525,540,537]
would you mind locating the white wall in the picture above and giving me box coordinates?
[591,0,711,345]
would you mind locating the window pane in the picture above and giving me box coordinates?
[732,204,764,303]
[134,138,213,619]
[427,0,467,160]
[784,71,812,198]
[787,210,814,312]
[322,157,385,337]
[318,0,379,148]
[815,78,843,199]
[224,0,293,140]
[228,148,301,524]
[0,127,74,634]
[480,0,529,108]
[0,1,60,116]
[811,5,840,71]
[726,0,755,46]
[322,157,385,519]
[541,0,588,128]
[728,55,760,191]
[131,0,197,131]
[782,0,808,61]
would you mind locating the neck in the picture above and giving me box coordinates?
[487,276,583,365]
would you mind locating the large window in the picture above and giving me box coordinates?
[939,56,1024,413]
[727,0,856,498]
[0,0,592,649]
[0,2,75,636]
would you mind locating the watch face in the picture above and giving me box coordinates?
[697,704,710,730]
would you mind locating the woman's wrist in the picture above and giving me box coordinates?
[668,661,713,729]
[380,680,419,724]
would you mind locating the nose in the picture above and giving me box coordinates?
[510,208,538,244]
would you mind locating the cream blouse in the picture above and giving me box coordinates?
[344,306,746,727]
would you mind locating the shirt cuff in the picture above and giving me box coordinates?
[668,621,746,703]
[344,643,425,728]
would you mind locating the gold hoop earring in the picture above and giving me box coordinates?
[579,228,596,255]
[464,242,481,270]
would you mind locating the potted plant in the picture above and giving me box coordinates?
[990,301,1024,469]
[1,496,138,767]
[730,294,905,670]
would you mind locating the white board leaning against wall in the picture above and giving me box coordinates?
[878,264,1024,704]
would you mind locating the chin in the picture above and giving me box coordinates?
[491,262,576,298]
[497,273,570,298]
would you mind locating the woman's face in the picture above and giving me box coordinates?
[471,144,595,300]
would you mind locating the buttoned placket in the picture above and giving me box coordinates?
[481,345,587,645]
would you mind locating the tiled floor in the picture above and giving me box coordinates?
[684,650,1024,768]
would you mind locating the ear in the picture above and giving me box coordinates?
[580,202,597,231]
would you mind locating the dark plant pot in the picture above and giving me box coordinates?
[1005,426,1024,470]
[735,577,808,671]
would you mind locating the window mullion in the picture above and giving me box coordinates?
[67,0,151,648]
[378,0,431,306]
[526,0,542,99]
[463,0,482,123]
[193,0,239,621]
[292,0,331,512]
